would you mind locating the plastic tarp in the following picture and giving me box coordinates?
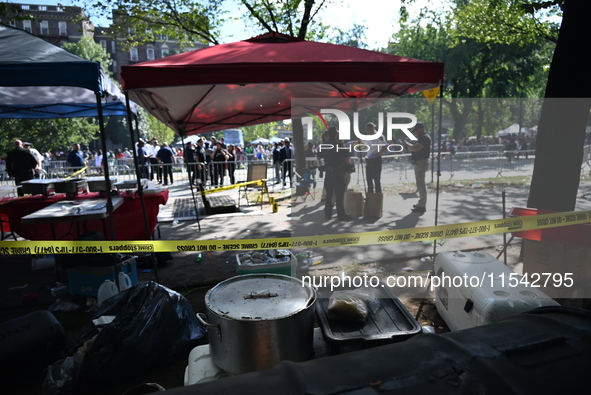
[121,31,444,135]
[44,281,206,394]
[0,24,135,118]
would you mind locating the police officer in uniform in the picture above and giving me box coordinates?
[320,127,352,221]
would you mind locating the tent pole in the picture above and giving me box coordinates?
[95,93,116,241]
[433,83,444,259]
[430,102,435,183]
[125,93,160,283]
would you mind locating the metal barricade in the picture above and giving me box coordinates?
[3,146,585,190]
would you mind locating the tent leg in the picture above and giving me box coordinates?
[125,93,160,284]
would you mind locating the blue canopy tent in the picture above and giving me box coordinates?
[0,25,133,118]
[0,25,157,264]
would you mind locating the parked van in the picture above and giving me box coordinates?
[224,129,244,148]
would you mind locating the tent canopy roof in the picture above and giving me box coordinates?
[0,24,134,119]
[121,32,444,135]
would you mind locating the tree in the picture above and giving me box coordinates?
[242,122,280,144]
[0,118,100,155]
[238,0,332,175]
[240,0,331,40]
[391,6,551,139]
[525,0,591,211]
[452,0,559,45]
[141,108,177,144]
[451,0,591,211]
[0,3,33,21]
[62,36,113,75]
[332,23,368,48]
[84,0,226,47]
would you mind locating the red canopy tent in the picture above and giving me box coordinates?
[120,32,444,136]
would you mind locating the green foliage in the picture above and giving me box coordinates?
[240,0,334,39]
[62,36,113,75]
[332,24,368,48]
[390,5,553,138]
[145,112,177,144]
[452,0,560,45]
[0,3,32,21]
[242,121,284,143]
[87,0,334,47]
[86,0,227,46]
[0,117,100,155]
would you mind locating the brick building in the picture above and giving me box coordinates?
[1,3,206,81]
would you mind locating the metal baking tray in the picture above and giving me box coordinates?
[86,177,117,192]
[315,285,422,350]
[114,179,148,191]
[20,179,56,196]
[53,179,88,194]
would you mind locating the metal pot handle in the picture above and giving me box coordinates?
[196,313,222,342]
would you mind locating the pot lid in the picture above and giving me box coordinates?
[205,274,315,321]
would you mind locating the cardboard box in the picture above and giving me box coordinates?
[344,191,364,217]
[67,257,138,298]
[365,193,383,219]
[522,240,591,298]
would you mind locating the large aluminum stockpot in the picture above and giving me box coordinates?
[197,274,316,375]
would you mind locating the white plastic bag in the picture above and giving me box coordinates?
[327,288,379,322]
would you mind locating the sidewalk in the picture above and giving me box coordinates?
[149,178,591,289]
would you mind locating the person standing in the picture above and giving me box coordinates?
[211,141,229,187]
[227,144,237,184]
[184,141,197,186]
[66,143,87,172]
[156,142,176,185]
[319,127,352,221]
[23,142,44,178]
[272,142,281,184]
[146,139,162,183]
[256,142,267,160]
[94,149,104,175]
[404,123,431,213]
[279,139,294,187]
[195,138,207,185]
[6,140,37,196]
[135,140,150,179]
[362,122,388,194]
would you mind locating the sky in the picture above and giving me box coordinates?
[7,0,450,48]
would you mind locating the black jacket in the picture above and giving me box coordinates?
[6,147,37,179]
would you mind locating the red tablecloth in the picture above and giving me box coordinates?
[0,190,168,241]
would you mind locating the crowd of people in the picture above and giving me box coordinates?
[2,129,556,210]
[435,134,536,156]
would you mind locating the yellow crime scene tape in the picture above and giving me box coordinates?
[1,210,590,255]
[65,166,88,179]
[199,179,265,195]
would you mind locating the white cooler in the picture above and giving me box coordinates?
[433,251,559,331]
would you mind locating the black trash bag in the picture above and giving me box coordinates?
[44,281,206,394]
